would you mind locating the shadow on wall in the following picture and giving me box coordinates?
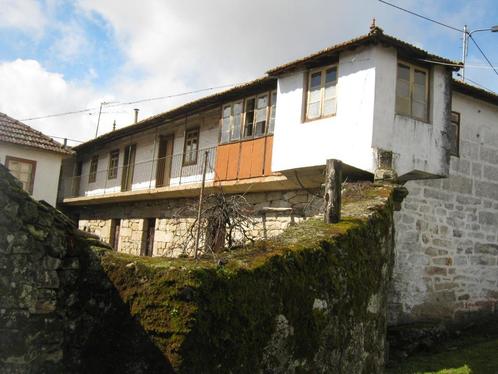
[0,164,174,373]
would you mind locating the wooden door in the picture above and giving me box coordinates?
[144,218,155,257]
[111,219,120,250]
[121,144,136,192]
[156,136,174,187]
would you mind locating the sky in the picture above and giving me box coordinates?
[0,0,497,146]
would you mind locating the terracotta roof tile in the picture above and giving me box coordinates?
[0,113,73,155]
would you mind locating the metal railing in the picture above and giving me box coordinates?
[61,147,217,199]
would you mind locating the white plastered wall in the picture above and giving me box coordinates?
[72,108,220,197]
[372,46,450,178]
[0,142,64,206]
[271,46,377,173]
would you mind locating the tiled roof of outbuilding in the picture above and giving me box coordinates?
[0,112,73,155]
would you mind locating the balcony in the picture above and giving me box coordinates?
[61,147,217,200]
[61,138,289,205]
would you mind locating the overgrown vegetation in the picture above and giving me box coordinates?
[386,338,498,374]
[90,184,395,373]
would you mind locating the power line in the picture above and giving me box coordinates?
[20,82,240,122]
[468,35,498,77]
[455,72,496,92]
[378,0,462,33]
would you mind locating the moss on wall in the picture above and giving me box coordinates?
[91,183,396,373]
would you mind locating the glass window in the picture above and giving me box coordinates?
[89,155,99,183]
[5,157,36,194]
[255,94,268,136]
[232,102,242,140]
[108,149,119,179]
[221,105,231,143]
[396,62,429,122]
[268,90,277,134]
[244,98,255,138]
[306,65,338,120]
[183,128,199,166]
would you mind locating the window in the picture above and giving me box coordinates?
[268,90,277,134]
[183,128,199,166]
[89,155,99,183]
[306,65,338,120]
[221,101,243,143]
[107,149,119,179]
[5,156,36,194]
[396,62,429,122]
[450,111,460,157]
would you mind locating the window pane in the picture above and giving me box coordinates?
[307,102,320,119]
[414,70,426,85]
[396,97,410,116]
[413,83,426,102]
[398,64,410,81]
[412,101,427,120]
[324,84,336,99]
[232,114,241,140]
[244,99,255,137]
[310,72,321,88]
[256,95,267,109]
[309,86,321,103]
[323,98,337,116]
[221,117,231,143]
[234,102,243,115]
[325,67,337,83]
[396,79,410,99]
[223,105,231,118]
[268,91,277,134]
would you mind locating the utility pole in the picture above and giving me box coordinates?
[461,25,468,82]
[194,151,209,259]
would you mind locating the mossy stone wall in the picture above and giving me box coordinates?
[1,160,396,373]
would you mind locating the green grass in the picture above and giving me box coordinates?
[386,338,498,374]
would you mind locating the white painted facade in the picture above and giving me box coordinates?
[64,109,220,198]
[0,142,65,206]
[271,44,451,180]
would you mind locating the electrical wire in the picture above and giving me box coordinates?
[468,35,498,77]
[455,73,496,92]
[377,0,462,33]
[20,82,241,122]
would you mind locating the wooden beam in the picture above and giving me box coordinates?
[324,159,342,224]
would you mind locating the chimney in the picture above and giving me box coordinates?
[112,120,116,131]
[63,138,67,148]
[134,108,139,124]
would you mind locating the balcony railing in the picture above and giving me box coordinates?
[61,147,217,199]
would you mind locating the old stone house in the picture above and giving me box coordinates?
[59,27,498,324]
[0,113,72,206]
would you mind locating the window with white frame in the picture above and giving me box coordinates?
[396,62,429,122]
[107,149,119,179]
[306,65,338,121]
[220,90,276,143]
[268,90,277,134]
[221,101,243,143]
[183,128,199,166]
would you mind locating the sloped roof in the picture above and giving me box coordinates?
[452,79,498,106]
[74,27,463,152]
[0,112,73,155]
[267,27,461,76]
[73,76,276,152]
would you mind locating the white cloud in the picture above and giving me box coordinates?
[0,0,47,35]
[1,0,497,147]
